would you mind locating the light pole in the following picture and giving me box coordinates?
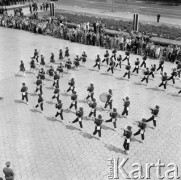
[112,0,114,12]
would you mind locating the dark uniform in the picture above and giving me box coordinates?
[102,50,109,65]
[19,60,26,75]
[141,68,150,84]
[65,47,70,58]
[47,66,54,78]
[122,51,130,64]
[57,63,64,76]
[52,86,60,102]
[149,64,156,79]
[40,55,46,67]
[71,107,84,129]
[81,52,87,65]
[176,62,181,78]
[86,83,94,101]
[88,98,97,118]
[105,108,118,130]
[93,114,103,139]
[35,94,44,113]
[35,77,43,95]
[123,126,132,154]
[30,59,36,72]
[21,83,28,104]
[32,49,39,63]
[106,60,115,74]
[122,97,130,118]
[55,100,63,120]
[132,58,140,74]
[67,78,75,93]
[52,72,60,88]
[157,59,164,73]
[74,55,80,69]
[3,161,14,180]
[93,55,101,70]
[158,72,167,90]
[59,49,63,60]
[50,53,55,63]
[167,68,177,85]
[115,55,122,69]
[140,55,147,68]
[123,63,131,80]
[38,68,45,84]
[134,118,147,141]
[68,91,78,110]
[146,105,159,127]
[65,59,72,72]
[104,89,113,110]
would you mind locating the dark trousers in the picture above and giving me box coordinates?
[149,72,155,78]
[178,90,181,94]
[55,111,63,120]
[140,61,146,68]
[93,63,100,70]
[67,86,74,93]
[93,126,101,137]
[115,62,121,68]
[35,102,43,111]
[157,66,163,72]
[123,139,130,151]
[122,107,128,116]
[69,101,77,110]
[72,117,83,128]
[53,81,59,88]
[167,76,175,84]
[52,94,59,102]
[35,87,42,95]
[132,67,139,74]
[86,93,94,101]
[105,118,117,128]
[102,58,109,65]
[89,109,96,117]
[123,71,130,79]
[107,67,114,74]
[22,94,28,102]
[146,115,156,127]
[134,129,144,140]
[159,81,167,89]
[104,100,112,110]
[141,76,149,83]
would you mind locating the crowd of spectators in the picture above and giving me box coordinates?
[0,12,181,62]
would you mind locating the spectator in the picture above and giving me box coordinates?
[3,161,14,180]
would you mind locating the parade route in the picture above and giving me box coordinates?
[0,27,181,180]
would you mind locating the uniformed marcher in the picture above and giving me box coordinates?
[52,71,60,88]
[156,72,167,90]
[59,49,63,60]
[19,60,26,76]
[64,47,70,58]
[123,63,131,80]
[67,91,78,111]
[81,51,87,66]
[86,83,94,101]
[104,89,113,110]
[93,114,103,140]
[115,54,122,69]
[106,60,115,74]
[176,61,181,78]
[34,94,44,113]
[49,52,55,64]
[65,58,72,73]
[102,50,109,65]
[149,64,156,79]
[52,85,60,102]
[30,58,36,73]
[47,66,54,80]
[21,83,28,105]
[132,58,140,74]
[93,54,101,71]
[122,51,130,64]
[57,63,64,77]
[140,67,150,85]
[167,68,177,85]
[140,55,147,68]
[123,126,132,155]
[122,96,130,118]
[146,105,159,128]
[38,68,45,84]
[87,98,97,118]
[74,55,80,69]
[67,78,75,93]
[134,118,147,142]
[70,107,84,130]
[156,58,164,74]
[40,55,46,69]
[35,76,43,95]
[3,161,14,180]
[105,108,118,130]
[54,100,63,120]
[32,49,39,63]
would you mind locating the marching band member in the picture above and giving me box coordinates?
[156,58,164,74]
[149,64,156,79]
[167,68,177,85]
[47,66,54,80]
[20,83,28,105]
[54,100,63,120]
[140,55,147,68]
[19,60,26,76]
[140,67,150,85]
[121,96,130,118]
[122,51,130,64]
[34,94,44,113]
[32,49,39,63]
[93,54,101,71]
[123,63,131,80]
[93,114,103,140]
[104,89,113,110]
[115,54,122,69]
[40,55,46,70]
[52,85,60,102]
[106,59,115,74]
[73,55,80,69]
[67,78,75,93]
[86,83,94,101]
[81,51,87,66]
[52,71,60,88]
[59,49,63,61]
[35,76,43,95]
[65,58,72,74]
[156,72,168,91]
[102,50,109,65]
[67,91,78,111]
[105,108,118,130]
[123,126,132,155]
[38,68,45,84]
[57,63,64,77]
[132,58,140,74]
[87,98,97,118]
[64,47,70,59]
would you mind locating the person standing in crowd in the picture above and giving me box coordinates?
[146,105,159,128]
[140,67,150,85]
[134,118,147,142]
[123,126,132,155]
[54,99,63,120]
[86,83,94,101]
[21,83,28,105]
[3,161,14,180]
[66,78,75,93]
[102,50,109,65]
[70,107,84,131]
[93,54,101,71]
[122,96,130,118]
[156,72,168,91]
[67,91,78,111]
[19,60,26,76]
[105,108,118,130]
[132,58,140,74]
[34,94,44,113]
[140,55,147,68]
[87,98,97,119]
[93,114,103,140]
[123,63,131,80]
[104,89,113,111]
[149,64,156,80]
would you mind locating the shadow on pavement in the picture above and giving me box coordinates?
[170,93,181,97]
[14,100,24,104]
[146,87,163,91]
[46,87,54,90]
[116,77,128,81]
[131,137,142,143]
[61,93,71,97]
[45,78,52,81]
[46,116,63,123]
[46,101,54,105]
[30,108,41,113]
[29,93,37,96]
[100,72,112,76]
[82,132,95,140]
[78,99,88,104]
[14,73,24,77]
[65,124,80,131]
[26,71,35,74]
[102,124,115,131]
[104,143,125,154]
[133,82,147,86]
[88,68,98,72]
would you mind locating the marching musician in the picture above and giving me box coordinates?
[102,50,109,65]
[93,54,101,71]
[140,67,150,85]
[132,58,140,74]
[93,114,103,140]
[87,98,97,118]
[86,83,94,101]
[104,89,113,110]
[105,108,118,130]
[67,91,78,111]
[122,51,130,64]
[54,100,64,120]
[67,78,75,93]
[35,76,43,95]
[149,64,156,79]
[123,62,131,80]
[140,55,147,68]
[121,96,130,118]
[123,126,132,155]
[20,83,28,105]
[156,72,168,91]
[52,85,60,102]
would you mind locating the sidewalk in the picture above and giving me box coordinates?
[54,4,181,28]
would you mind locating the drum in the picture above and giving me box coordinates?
[99,92,108,102]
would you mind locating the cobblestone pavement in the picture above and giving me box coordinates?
[0,27,181,180]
